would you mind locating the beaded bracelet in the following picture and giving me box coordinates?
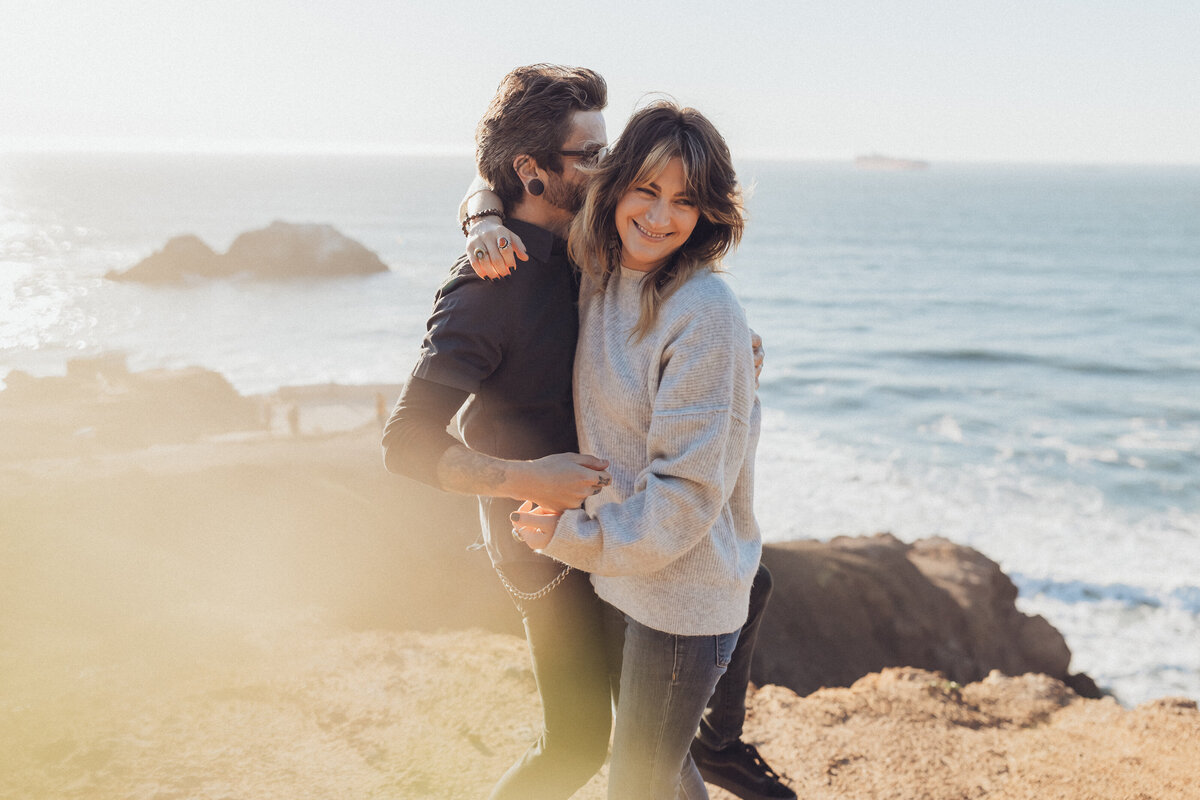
[461,208,504,237]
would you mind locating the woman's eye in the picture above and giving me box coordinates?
[636,187,655,197]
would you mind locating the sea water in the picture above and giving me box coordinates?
[2,153,1197,706]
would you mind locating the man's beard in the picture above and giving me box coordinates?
[543,175,585,215]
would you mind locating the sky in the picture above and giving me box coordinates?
[2,0,1199,164]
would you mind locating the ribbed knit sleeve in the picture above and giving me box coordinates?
[542,273,757,579]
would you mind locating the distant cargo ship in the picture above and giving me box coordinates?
[855,154,930,171]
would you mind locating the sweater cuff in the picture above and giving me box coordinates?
[542,508,595,566]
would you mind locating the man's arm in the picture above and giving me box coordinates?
[383,376,609,512]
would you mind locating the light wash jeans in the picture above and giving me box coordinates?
[602,601,741,800]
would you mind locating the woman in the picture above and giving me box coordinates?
[512,101,761,800]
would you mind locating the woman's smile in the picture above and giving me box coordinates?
[615,156,700,272]
[631,220,672,241]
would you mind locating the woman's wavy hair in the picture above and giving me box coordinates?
[568,100,744,338]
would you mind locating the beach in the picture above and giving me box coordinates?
[2,362,1198,799]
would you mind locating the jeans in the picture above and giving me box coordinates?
[697,563,773,749]
[602,601,741,800]
[488,564,613,800]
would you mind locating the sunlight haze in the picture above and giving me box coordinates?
[2,0,1198,162]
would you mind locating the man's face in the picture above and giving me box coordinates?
[544,109,607,216]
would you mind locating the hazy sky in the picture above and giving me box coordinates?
[3,0,1198,163]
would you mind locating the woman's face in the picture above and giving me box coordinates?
[614,156,700,273]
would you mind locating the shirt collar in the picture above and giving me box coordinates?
[503,218,564,263]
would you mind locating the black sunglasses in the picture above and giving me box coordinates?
[559,146,609,164]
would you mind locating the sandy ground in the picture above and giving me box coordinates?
[2,366,1198,799]
[3,618,1197,800]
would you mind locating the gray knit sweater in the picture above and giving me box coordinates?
[542,265,762,636]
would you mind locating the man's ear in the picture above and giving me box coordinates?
[514,154,545,182]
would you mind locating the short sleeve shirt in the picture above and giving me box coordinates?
[412,218,580,570]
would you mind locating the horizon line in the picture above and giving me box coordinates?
[1,141,1198,168]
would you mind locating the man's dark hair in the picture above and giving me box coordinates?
[475,64,607,208]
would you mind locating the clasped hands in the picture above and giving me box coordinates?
[510,457,611,551]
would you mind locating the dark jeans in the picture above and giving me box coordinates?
[488,565,613,800]
[697,562,773,749]
[602,601,739,800]
[489,561,773,798]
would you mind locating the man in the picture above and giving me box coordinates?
[385,64,793,800]
[385,65,613,800]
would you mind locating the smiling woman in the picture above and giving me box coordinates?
[509,101,760,799]
[567,101,745,339]
[613,157,700,273]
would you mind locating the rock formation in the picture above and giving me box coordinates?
[221,221,388,279]
[105,234,221,283]
[0,355,262,458]
[105,222,387,282]
[755,535,1101,698]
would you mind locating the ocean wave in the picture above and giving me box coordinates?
[880,347,1198,378]
[1170,586,1200,615]
[1011,575,1170,610]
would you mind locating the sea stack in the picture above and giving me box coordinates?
[106,221,388,283]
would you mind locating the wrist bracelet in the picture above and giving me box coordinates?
[461,209,504,237]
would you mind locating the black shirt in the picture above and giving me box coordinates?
[382,218,580,570]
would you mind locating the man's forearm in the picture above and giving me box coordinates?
[385,378,608,509]
[435,442,517,498]
[435,443,610,512]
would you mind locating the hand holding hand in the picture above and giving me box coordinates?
[511,453,611,512]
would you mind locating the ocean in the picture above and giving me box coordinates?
[2,153,1197,706]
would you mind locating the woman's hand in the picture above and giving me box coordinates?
[750,328,765,387]
[510,500,561,550]
[466,217,528,280]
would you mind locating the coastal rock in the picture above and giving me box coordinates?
[222,221,388,279]
[105,234,220,282]
[755,534,1100,698]
[0,355,261,458]
[105,222,387,282]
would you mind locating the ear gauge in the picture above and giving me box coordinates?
[528,178,545,196]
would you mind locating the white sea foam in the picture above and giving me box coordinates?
[753,406,1200,704]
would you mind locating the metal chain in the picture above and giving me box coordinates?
[496,564,573,602]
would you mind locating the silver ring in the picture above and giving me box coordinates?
[473,248,487,260]
[597,475,611,487]
[498,237,510,250]
[512,527,523,542]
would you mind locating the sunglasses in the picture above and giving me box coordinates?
[559,146,609,165]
